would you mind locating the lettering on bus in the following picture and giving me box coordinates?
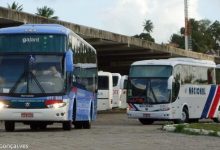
[188,87,206,95]
[22,37,40,43]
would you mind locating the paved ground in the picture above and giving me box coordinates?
[0,113,220,150]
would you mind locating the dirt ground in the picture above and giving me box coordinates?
[0,113,220,150]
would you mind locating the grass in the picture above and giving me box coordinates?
[171,123,220,137]
[187,123,220,132]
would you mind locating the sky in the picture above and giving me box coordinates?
[0,0,219,44]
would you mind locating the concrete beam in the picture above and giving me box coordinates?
[0,6,216,62]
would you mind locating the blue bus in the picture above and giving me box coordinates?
[0,24,98,131]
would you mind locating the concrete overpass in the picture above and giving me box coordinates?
[0,6,219,74]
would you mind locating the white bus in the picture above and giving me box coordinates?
[112,73,122,108]
[127,58,220,124]
[119,75,128,109]
[97,71,113,111]
[214,64,220,122]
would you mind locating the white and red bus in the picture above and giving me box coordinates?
[112,73,122,108]
[127,58,220,124]
[119,75,128,109]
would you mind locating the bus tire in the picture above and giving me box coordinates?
[62,121,72,130]
[72,99,77,123]
[174,107,189,124]
[39,124,47,130]
[82,121,91,129]
[138,119,154,125]
[30,123,38,131]
[213,118,220,123]
[5,121,15,132]
[189,119,199,123]
[82,103,93,129]
[74,121,83,129]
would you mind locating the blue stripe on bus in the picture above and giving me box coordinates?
[201,85,216,118]
[132,103,139,111]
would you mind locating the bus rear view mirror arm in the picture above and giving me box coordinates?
[168,76,173,90]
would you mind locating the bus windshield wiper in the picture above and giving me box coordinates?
[29,71,45,94]
[10,72,26,94]
[145,79,158,103]
[149,80,158,103]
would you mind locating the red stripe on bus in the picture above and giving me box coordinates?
[208,86,220,118]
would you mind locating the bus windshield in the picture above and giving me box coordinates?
[113,76,119,87]
[128,65,172,104]
[0,34,66,53]
[128,78,170,104]
[130,65,172,78]
[98,76,109,90]
[0,55,64,95]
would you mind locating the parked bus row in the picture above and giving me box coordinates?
[97,71,127,111]
[127,58,220,125]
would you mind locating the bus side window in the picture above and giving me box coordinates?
[216,68,220,84]
[172,65,181,102]
[207,68,214,84]
[172,74,180,102]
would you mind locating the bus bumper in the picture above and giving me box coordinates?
[127,110,172,120]
[0,106,69,122]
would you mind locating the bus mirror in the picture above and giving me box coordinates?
[72,75,76,83]
[65,49,74,72]
[167,76,173,90]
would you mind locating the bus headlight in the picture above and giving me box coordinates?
[160,105,170,111]
[0,101,9,109]
[45,100,66,109]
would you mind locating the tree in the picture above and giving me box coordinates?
[36,6,58,20]
[134,33,155,42]
[143,19,153,33]
[170,19,220,53]
[7,1,23,12]
[134,19,155,42]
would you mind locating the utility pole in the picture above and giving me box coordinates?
[184,0,192,51]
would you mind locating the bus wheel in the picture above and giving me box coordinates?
[5,121,15,132]
[74,121,83,129]
[62,121,72,130]
[82,104,92,129]
[213,117,220,123]
[138,119,154,125]
[181,107,189,123]
[30,123,39,131]
[82,121,91,129]
[39,124,47,130]
[189,119,199,123]
[174,107,189,124]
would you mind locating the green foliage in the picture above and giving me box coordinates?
[134,33,155,42]
[188,123,220,132]
[36,6,58,20]
[134,19,155,42]
[143,20,153,33]
[170,19,220,53]
[174,124,185,132]
[208,131,218,136]
[7,1,23,12]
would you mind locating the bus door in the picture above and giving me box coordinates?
[97,72,113,111]
[120,75,128,109]
[112,73,122,108]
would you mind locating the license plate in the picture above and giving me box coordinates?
[21,112,33,118]
[143,113,150,118]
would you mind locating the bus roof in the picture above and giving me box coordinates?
[98,71,112,76]
[131,57,216,67]
[0,24,70,35]
[216,64,220,68]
